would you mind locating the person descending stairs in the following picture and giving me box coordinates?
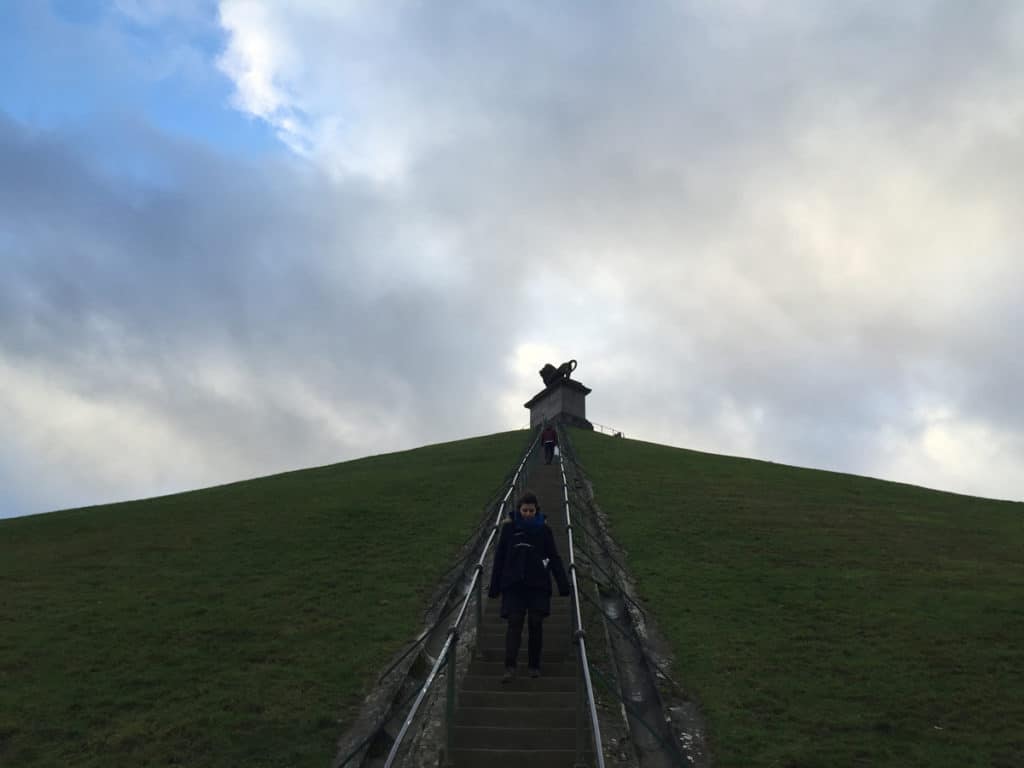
[450,458,594,768]
[490,489,571,682]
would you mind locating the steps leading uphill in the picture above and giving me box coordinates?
[451,460,592,768]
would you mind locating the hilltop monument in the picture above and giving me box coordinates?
[524,358,593,429]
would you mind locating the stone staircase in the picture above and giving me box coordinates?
[450,461,593,768]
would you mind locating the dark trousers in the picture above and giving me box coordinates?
[505,609,544,669]
[543,443,555,464]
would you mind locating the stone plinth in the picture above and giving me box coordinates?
[524,379,593,429]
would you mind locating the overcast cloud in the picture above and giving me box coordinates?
[2,0,1023,518]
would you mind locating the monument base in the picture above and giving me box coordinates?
[524,378,593,430]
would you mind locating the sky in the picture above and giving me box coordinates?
[2,0,1023,518]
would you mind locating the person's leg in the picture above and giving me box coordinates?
[505,611,525,670]
[544,444,553,464]
[526,609,544,672]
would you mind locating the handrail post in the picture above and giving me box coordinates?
[444,634,457,768]
[574,604,587,768]
[474,563,483,634]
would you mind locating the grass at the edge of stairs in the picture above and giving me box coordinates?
[571,428,1024,768]
[0,430,531,768]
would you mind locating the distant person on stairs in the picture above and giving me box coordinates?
[541,423,559,464]
[488,492,571,682]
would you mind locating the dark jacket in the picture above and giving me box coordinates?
[488,518,571,599]
[541,426,558,446]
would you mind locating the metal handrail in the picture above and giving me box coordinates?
[558,427,607,768]
[590,421,624,438]
[558,427,691,767]
[382,431,540,768]
[374,475,526,685]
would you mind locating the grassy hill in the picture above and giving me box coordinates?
[570,429,1023,768]
[0,431,530,768]
[5,426,1020,768]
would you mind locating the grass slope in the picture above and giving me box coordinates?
[571,429,1023,768]
[0,430,529,768]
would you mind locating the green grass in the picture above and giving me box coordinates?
[571,429,1024,768]
[0,431,529,768]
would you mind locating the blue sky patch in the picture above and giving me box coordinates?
[2,2,282,160]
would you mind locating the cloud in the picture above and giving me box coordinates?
[3,1,1024,516]
[0,113,521,517]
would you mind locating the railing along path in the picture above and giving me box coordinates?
[382,433,538,768]
[558,426,607,768]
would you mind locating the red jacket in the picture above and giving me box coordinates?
[541,426,558,445]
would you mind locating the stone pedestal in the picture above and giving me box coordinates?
[524,379,593,430]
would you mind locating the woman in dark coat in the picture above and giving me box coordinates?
[488,492,571,680]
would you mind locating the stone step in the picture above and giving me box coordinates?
[481,619,575,629]
[479,611,574,623]
[474,645,574,661]
[476,628,577,643]
[477,626,581,638]
[454,725,577,750]
[481,609,574,621]
[474,647,574,664]
[480,609,573,621]
[481,606,577,618]
[460,674,576,692]
[474,644,573,662]
[477,632,573,648]
[450,747,592,768]
[478,623,575,638]
[455,706,577,728]
[478,619,576,633]
[483,603,574,615]
[476,628,576,643]
[482,607,574,616]
[458,690,578,709]
[468,659,577,677]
